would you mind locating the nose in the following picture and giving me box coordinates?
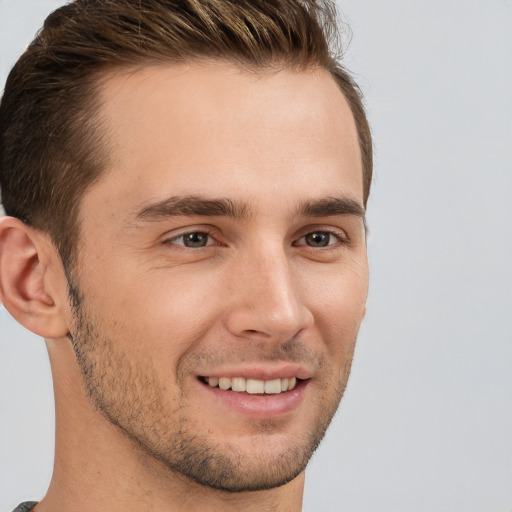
[224,245,314,343]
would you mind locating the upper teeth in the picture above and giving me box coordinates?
[205,377,297,394]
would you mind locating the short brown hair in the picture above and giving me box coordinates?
[0,0,372,270]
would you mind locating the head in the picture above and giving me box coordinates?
[0,0,372,498]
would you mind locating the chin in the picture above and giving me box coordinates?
[157,436,314,492]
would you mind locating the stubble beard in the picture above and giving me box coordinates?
[67,282,354,492]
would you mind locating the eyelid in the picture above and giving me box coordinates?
[162,227,218,247]
[160,224,350,249]
[294,227,349,247]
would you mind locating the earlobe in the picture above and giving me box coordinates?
[0,216,69,338]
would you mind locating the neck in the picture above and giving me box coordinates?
[38,339,305,512]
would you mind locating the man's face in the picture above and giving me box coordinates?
[68,63,368,491]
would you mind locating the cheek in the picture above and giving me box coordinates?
[93,267,224,360]
[304,260,368,357]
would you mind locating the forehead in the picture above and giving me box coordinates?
[84,62,362,220]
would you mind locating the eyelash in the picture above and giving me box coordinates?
[164,228,349,250]
[294,229,349,249]
[164,229,218,248]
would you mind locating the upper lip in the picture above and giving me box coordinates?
[196,363,312,381]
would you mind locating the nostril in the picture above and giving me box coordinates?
[225,298,312,342]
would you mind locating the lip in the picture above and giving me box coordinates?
[196,376,310,419]
[196,363,312,381]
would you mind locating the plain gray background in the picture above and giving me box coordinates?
[1,1,511,511]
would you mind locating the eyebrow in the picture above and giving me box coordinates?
[131,194,365,225]
[134,195,250,222]
[297,197,366,219]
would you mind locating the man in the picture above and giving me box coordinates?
[0,0,372,510]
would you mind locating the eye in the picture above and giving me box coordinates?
[167,231,214,248]
[296,231,345,248]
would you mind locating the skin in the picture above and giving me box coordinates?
[0,62,368,511]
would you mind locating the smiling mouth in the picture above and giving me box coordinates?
[200,376,301,394]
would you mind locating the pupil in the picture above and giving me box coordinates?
[307,232,329,247]
[185,233,207,247]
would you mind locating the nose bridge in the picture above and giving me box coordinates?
[254,244,297,321]
[225,239,312,340]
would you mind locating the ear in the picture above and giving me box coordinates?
[0,216,69,338]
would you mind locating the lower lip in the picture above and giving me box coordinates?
[198,379,309,419]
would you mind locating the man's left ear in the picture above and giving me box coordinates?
[0,216,69,338]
